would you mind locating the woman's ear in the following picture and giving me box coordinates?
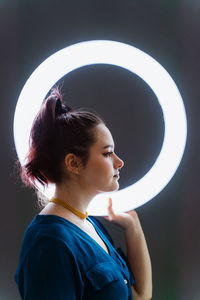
[64,153,82,175]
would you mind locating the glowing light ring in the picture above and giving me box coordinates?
[14,40,187,215]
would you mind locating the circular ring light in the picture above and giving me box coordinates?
[14,40,187,215]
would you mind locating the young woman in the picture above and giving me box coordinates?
[15,88,152,300]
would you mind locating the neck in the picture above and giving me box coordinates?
[54,181,96,214]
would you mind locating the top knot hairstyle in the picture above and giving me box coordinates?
[21,87,105,189]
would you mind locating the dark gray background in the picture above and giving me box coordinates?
[1,0,199,299]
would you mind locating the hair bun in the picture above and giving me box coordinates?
[55,98,71,116]
[46,87,72,117]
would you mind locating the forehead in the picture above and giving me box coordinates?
[94,124,114,148]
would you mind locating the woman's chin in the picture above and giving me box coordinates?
[97,187,118,194]
[97,181,119,193]
[110,182,119,192]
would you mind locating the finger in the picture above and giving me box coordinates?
[107,198,115,220]
[127,210,138,218]
[107,197,113,212]
[107,197,112,208]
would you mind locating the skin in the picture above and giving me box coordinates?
[40,123,152,300]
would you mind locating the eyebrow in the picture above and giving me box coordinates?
[103,145,114,149]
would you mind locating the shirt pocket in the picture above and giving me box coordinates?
[85,261,124,291]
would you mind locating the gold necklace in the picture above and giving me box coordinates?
[50,197,88,220]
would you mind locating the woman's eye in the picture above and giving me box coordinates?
[104,152,113,156]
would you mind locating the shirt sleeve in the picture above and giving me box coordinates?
[22,237,81,300]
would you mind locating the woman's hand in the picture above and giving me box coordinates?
[105,197,143,235]
[105,198,152,300]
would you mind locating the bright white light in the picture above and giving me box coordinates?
[13,40,187,215]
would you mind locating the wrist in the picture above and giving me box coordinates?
[124,217,143,238]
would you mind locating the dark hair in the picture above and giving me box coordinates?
[21,87,105,188]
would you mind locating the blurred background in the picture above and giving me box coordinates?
[1,0,200,299]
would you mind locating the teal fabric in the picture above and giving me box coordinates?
[15,214,134,299]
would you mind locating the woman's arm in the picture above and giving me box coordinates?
[124,213,152,300]
[21,237,79,300]
[106,198,152,300]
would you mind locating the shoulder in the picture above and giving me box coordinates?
[19,215,78,261]
[26,214,72,239]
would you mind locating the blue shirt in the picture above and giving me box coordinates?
[15,214,134,299]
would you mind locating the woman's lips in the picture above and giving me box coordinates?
[113,174,120,179]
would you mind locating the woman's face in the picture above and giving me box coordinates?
[79,123,124,194]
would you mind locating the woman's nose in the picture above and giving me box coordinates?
[115,156,124,169]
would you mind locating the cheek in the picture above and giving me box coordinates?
[96,158,111,172]
[88,158,111,175]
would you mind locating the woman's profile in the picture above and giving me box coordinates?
[15,87,152,300]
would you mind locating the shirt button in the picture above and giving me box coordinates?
[124,278,128,285]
